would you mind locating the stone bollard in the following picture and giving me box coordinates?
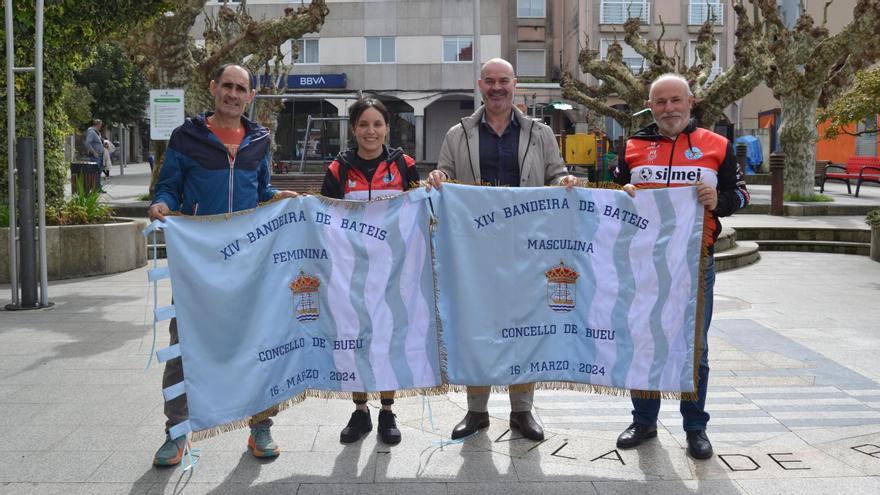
[769,152,785,216]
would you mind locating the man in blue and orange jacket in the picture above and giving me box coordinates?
[148,64,297,467]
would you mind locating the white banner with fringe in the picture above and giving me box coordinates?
[147,184,704,438]
[151,192,441,438]
[433,184,704,397]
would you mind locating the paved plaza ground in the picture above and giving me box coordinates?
[1,163,880,493]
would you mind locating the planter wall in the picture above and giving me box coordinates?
[872,226,880,262]
[0,218,147,283]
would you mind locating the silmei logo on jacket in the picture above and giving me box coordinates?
[631,165,718,186]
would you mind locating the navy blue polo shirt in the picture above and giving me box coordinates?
[479,111,520,187]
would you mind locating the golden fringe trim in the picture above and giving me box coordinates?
[429,216,450,385]
[166,186,427,223]
[441,381,697,401]
[692,239,709,396]
[191,379,699,441]
[190,385,450,442]
[587,181,624,190]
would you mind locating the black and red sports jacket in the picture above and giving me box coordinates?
[321,146,420,201]
[614,120,750,248]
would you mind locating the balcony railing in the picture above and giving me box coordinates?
[600,0,650,25]
[689,1,724,25]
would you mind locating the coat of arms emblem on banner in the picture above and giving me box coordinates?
[545,260,578,312]
[289,270,320,322]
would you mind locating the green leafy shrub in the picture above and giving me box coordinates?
[784,193,834,202]
[866,209,880,227]
[0,202,8,228]
[46,177,114,225]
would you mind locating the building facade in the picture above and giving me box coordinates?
[196,1,873,167]
[201,0,504,165]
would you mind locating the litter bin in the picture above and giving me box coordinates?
[70,161,100,194]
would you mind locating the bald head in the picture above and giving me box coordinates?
[480,58,515,79]
[648,73,692,101]
[646,73,694,137]
[478,58,517,117]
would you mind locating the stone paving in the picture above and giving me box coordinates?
[1,164,879,493]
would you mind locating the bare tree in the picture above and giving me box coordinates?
[122,0,329,191]
[562,1,766,135]
[752,0,880,197]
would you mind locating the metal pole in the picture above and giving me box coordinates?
[5,0,20,306]
[35,0,49,306]
[121,125,128,175]
[472,0,481,110]
[299,114,312,173]
[16,137,37,307]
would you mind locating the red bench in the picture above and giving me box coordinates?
[820,156,880,197]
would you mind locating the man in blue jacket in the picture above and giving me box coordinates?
[149,64,297,466]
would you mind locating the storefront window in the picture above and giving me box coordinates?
[276,100,341,164]
[381,99,415,158]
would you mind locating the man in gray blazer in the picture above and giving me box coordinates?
[84,119,104,187]
[426,57,578,441]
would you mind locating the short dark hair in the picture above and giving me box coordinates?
[212,63,254,91]
[348,98,390,128]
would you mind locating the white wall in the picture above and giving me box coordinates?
[318,35,501,65]
[424,99,473,163]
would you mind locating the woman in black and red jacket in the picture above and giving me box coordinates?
[320,98,419,445]
[321,99,419,202]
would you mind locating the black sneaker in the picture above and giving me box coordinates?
[377,410,401,445]
[340,409,372,443]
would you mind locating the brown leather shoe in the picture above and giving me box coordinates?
[509,411,544,441]
[451,411,490,439]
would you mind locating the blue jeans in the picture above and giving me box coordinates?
[631,255,715,432]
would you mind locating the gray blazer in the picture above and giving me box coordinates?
[437,106,567,186]
[85,126,103,159]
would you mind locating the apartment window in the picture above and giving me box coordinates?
[516,49,546,77]
[600,40,646,74]
[689,1,724,25]
[366,37,395,63]
[443,37,473,62]
[294,38,319,64]
[517,0,545,18]
[687,39,722,82]
[600,0,650,25]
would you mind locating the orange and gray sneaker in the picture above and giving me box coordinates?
[153,434,190,467]
[248,424,280,458]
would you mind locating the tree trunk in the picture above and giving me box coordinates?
[778,96,818,198]
[149,141,167,198]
